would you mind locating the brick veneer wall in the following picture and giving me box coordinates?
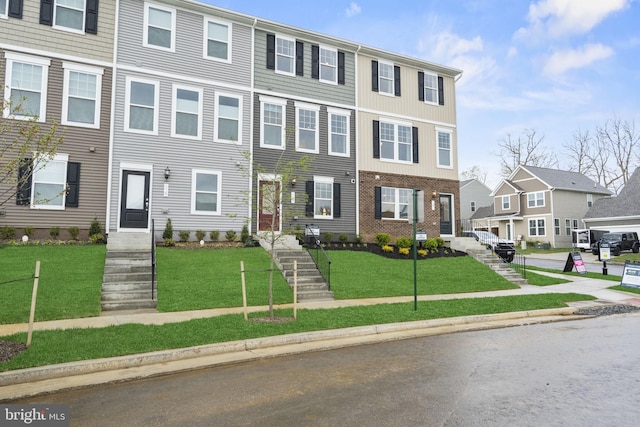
[359,171,461,243]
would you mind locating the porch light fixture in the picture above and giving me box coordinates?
[164,167,171,181]
[291,178,296,186]
[432,191,437,198]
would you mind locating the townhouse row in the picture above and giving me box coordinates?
[0,0,462,243]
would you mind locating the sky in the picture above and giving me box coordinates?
[205,0,640,188]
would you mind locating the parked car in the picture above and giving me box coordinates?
[591,232,640,256]
[462,230,515,262]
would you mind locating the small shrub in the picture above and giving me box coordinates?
[164,238,175,247]
[435,237,445,248]
[162,218,173,240]
[89,217,102,236]
[88,233,105,244]
[49,226,60,239]
[195,230,206,241]
[418,249,428,257]
[398,247,410,255]
[339,233,349,244]
[396,237,413,249]
[293,225,304,242]
[375,233,391,247]
[67,226,80,240]
[210,230,220,241]
[240,224,250,244]
[225,230,237,242]
[324,232,334,243]
[178,230,190,242]
[424,238,439,253]
[354,234,363,244]
[381,245,394,252]
[0,226,16,240]
[23,226,34,238]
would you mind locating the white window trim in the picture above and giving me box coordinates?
[527,191,545,208]
[52,0,86,34]
[313,175,334,219]
[423,70,438,105]
[587,193,593,207]
[327,107,351,157]
[143,2,176,52]
[379,118,413,164]
[381,186,411,221]
[171,84,203,140]
[203,16,232,63]
[61,62,103,129]
[214,92,242,144]
[191,169,222,215]
[295,102,320,154]
[554,218,560,235]
[502,195,510,210]
[124,76,159,135]
[3,52,51,122]
[1,0,9,19]
[31,153,69,210]
[565,218,571,235]
[259,95,287,150]
[378,59,395,97]
[528,218,546,237]
[319,45,338,85]
[436,127,453,169]
[275,34,296,76]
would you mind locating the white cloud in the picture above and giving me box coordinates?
[345,2,361,18]
[543,43,614,75]
[516,0,630,39]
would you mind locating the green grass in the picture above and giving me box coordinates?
[0,292,594,372]
[610,285,640,295]
[610,253,640,262]
[522,270,572,286]
[525,265,622,282]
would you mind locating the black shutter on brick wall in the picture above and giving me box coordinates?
[296,41,304,76]
[338,51,345,85]
[374,187,382,219]
[412,127,419,164]
[371,60,378,92]
[40,0,53,25]
[373,120,380,159]
[438,76,444,105]
[65,162,80,208]
[8,0,23,18]
[85,0,99,34]
[418,71,425,102]
[266,33,275,70]
[333,183,341,218]
[305,181,314,217]
[16,158,32,205]
[394,65,401,96]
[311,45,319,79]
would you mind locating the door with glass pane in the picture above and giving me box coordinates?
[439,194,453,235]
[120,170,150,229]
[258,180,280,232]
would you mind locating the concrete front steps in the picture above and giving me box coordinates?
[101,232,158,312]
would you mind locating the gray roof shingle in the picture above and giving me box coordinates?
[584,167,640,218]
[522,165,612,195]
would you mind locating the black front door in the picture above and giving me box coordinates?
[120,170,150,229]
[439,194,453,235]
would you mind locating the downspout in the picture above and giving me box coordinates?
[354,45,361,237]
[248,18,257,233]
[105,0,121,234]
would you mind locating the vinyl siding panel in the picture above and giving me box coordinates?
[0,1,115,62]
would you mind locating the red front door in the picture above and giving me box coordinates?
[258,180,280,232]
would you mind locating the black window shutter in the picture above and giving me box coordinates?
[296,41,304,76]
[305,181,314,217]
[85,0,99,34]
[65,162,80,208]
[337,51,345,85]
[412,127,419,164]
[372,120,380,159]
[394,65,401,96]
[16,158,32,205]
[333,183,341,218]
[371,60,378,92]
[8,0,23,18]
[311,45,319,79]
[374,187,382,219]
[438,76,445,105]
[418,71,425,102]
[40,0,53,25]
[266,33,275,70]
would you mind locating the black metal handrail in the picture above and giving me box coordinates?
[511,253,527,280]
[304,225,331,290]
[151,218,157,300]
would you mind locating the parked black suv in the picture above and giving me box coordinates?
[591,232,640,256]
[462,230,516,262]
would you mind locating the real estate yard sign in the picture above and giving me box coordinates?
[621,261,640,289]
[563,252,587,274]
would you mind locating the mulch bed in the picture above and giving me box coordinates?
[0,341,27,363]
[315,243,467,260]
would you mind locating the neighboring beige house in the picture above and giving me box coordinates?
[474,165,612,247]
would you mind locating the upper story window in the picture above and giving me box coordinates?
[587,193,593,207]
[319,46,337,84]
[378,61,394,95]
[38,0,98,34]
[0,0,8,18]
[275,35,295,75]
[3,52,50,122]
[295,102,319,154]
[62,62,103,128]
[372,59,400,96]
[214,93,241,144]
[470,201,476,212]
[124,77,159,135]
[172,85,202,139]
[144,3,175,51]
[527,191,544,207]
[328,107,350,157]
[423,71,438,104]
[53,0,85,32]
[502,195,510,210]
[437,129,452,168]
[204,18,231,62]
[373,120,412,163]
[191,169,221,215]
[260,96,286,149]
[381,187,411,220]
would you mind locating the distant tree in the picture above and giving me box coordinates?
[496,129,558,177]
[459,165,488,184]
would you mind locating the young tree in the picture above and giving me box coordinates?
[496,129,558,177]
[0,99,63,208]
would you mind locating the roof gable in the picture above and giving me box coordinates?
[517,165,612,195]
[585,167,640,218]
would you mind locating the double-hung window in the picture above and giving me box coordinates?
[124,77,159,134]
[204,18,231,62]
[328,108,350,157]
[172,85,202,139]
[471,201,476,212]
[62,62,103,128]
[529,218,545,236]
[3,52,50,122]
[31,154,69,210]
[275,35,295,75]
[144,3,175,51]
[554,218,560,235]
[378,61,394,95]
[295,102,319,153]
[587,193,593,207]
[527,191,544,207]
[502,195,510,210]
[314,176,334,218]
[437,128,453,168]
[381,187,411,220]
[53,0,85,32]
[215,93,241,144]
[380,120,412,162]
[565,219,571,235]
[260,96,286,149]
[191,170,221,215]
[423,71,438,104]
[319,46,337,84]
[0,0,7,18]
